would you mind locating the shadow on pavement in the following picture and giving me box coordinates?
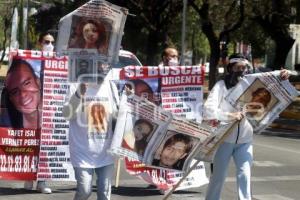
[0,188,37,195]
[0,186,76,195]
[260,128,300,139]
[112,186,162,196]
[111,186,200,197]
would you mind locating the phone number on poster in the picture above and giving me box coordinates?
[0,155,38,172]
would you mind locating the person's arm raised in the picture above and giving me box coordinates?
[62,83,87,120]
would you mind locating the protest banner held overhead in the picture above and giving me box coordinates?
[56,0,128,83]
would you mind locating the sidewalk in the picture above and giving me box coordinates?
[270,118,300,132]
[269,96,300,132]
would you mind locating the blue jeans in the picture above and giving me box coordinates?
[73,164,114,200]
[205,142,253,200]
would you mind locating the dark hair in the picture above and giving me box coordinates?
[133,119,154,155]
[1,59,40,128]
[134,119,154,135]
[38,31,54,43]
[161,133,193,169]
[226,53,247,73]
[164,133,193,154]
[161,47,178,59]
[125,79,152,92]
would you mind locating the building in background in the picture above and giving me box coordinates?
[286,24,300,71]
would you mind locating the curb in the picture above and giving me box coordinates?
[269,123,300,132]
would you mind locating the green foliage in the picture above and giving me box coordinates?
[2,0,294,68]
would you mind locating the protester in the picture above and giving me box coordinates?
[38,32,55,52]
[152,133,193,170]
[203,53,290,200]
[159,47,179,66]
[62,75,119,200]
[23,32,55,194]
[69,18,108,54]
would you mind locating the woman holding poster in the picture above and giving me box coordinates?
[203,53,289,200]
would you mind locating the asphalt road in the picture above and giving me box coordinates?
[0,128,299,200]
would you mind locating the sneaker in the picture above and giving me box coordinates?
[36,181,52,194]
[24,181,33,190]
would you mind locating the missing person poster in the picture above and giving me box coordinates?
[56,0,128,82]
[118,65,205,122]
[110,93,215,189]
[124,157,208,191]
[225,71,299,133]
[38,52,75,181]
[0,50,74,181]
[110,65,208,190]
[0,50,45,180]
[110,93,172,161]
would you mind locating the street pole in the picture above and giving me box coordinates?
[11,7,19,49]
[181,0,187,65]
[23,0,29,49]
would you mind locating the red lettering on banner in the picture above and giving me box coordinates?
[44,60,68,71]
[120,66,204,80]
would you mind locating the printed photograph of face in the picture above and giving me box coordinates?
[133,119,156,155]
[124,79,161,106]
[152,131,195,170]
[0,59,42,129]
[88,102,108,134]
[97,61,110,75]
[68,16,112,55]
[121,117,157,156]
[75,59,93,82]
[238,79,279,121]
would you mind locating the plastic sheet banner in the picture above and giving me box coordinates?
[0,50,74,181]
[110,65,209,190]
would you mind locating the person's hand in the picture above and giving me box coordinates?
[280,68,290,80]
[76,83,87,97]
[228,112,243,121]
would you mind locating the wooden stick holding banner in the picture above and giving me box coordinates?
[114,158,121,187]
[163,121,239,200]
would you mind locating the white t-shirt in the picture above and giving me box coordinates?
[64,80,119,168]
[203,80,253,144]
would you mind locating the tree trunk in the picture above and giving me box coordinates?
[201,20,220,90]
[146,30,160,65]
[273,37,295,69]
[208,41,220,90]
